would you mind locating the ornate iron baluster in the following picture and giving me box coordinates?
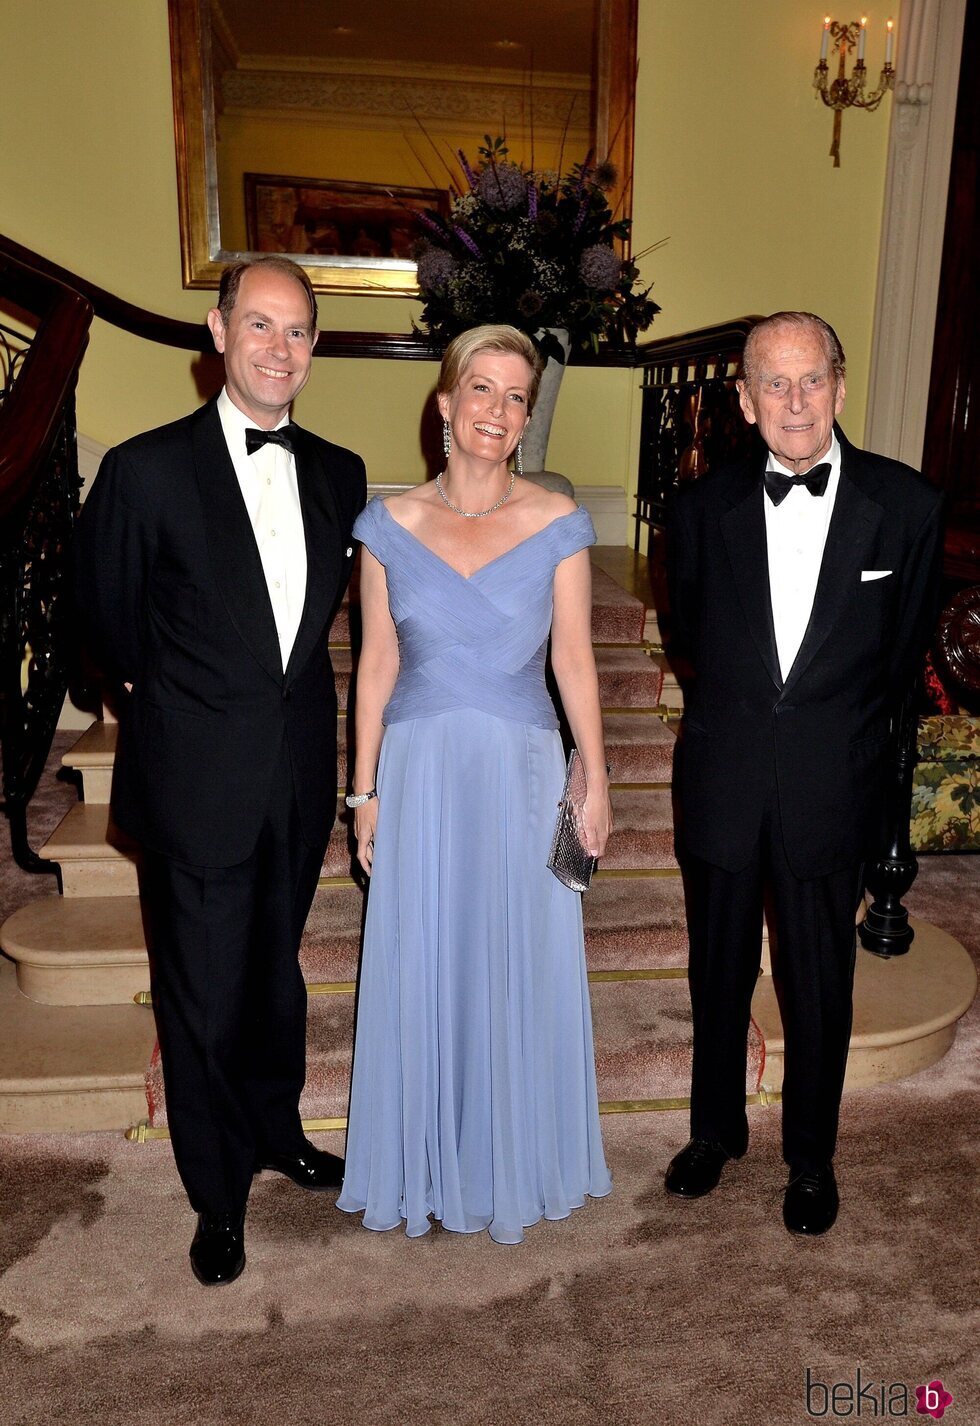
[0,320,83,873]
[635,325,758,549]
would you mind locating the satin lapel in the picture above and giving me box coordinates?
[192,403,283,685]
[780,452,883,697]
[720,461,782,691]
[285,426,340,681]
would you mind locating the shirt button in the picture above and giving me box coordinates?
[267,478,272,486]
[274,581,281,589]
[270,529,276,536]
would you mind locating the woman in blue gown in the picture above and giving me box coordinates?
[336,325,613,1243]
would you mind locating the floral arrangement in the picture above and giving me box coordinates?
[413,137,660,362]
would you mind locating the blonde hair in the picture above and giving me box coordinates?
[437,325,545,412]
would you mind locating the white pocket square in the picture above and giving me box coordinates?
[861,570,892,581]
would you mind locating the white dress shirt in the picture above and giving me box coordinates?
[217,388,307,669]
[764,433,841,681]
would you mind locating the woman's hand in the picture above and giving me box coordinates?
[355,799,379,876]
[580,785,613,860]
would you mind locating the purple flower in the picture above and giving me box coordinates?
[476,161,527,211]
[579,243,623,290]
[528,182,538,220]
[516,290,544,318]
[457,149,478,189]
[416,246,457,290]
[416,210,446,237]
[454,227,483,259]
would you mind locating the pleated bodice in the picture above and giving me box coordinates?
[352,497,596,730]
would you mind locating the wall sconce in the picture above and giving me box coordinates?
[814,15,896,166]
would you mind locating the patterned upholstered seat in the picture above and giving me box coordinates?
[911,715,980,852]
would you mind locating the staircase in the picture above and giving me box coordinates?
[0,549,975,1136]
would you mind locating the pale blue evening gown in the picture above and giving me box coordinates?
[336,498,611,1243]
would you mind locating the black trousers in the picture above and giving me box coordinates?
[682,797,861,1173]
[141,742,329,1217]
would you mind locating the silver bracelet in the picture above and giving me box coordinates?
[345,788,378,809]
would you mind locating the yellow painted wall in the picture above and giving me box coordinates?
[632,0,891,443]
[0,0,891,505]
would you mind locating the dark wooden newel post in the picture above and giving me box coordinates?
[859,681,920,957]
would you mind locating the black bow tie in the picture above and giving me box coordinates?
[763,462,831,507]
[245,425,295,457]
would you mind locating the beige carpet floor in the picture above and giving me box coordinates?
[1,992,977,1426]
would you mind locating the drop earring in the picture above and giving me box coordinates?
[442,419,452,459]
[515,439,524,476]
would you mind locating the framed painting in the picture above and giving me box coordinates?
[244,175,449,263]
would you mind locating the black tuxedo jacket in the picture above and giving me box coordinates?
[76,398,366,866]
[667,428,942,878]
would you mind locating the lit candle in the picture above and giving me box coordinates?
[885,17,895,65]
[820,15,831,61]
[858,15,867,61]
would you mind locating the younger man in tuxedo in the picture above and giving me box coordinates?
[665,312,941,1233]
[77,257,366,1282]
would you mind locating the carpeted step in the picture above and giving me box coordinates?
[583,876,689,973]
[300,885,364,984]
[144,978,763,1127]
[595,648,664,708]
[328,599,357,647]
[604,713,675,783]
[603,789,677,870]
[299,876,691,986]
[321,805,356,879]
[333,650,353,712]
[591,981,765,1104]
[590,567,647,643]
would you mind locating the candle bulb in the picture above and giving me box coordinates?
[857,15,867,61]
[820,15,831,61]
[885,17,894,65]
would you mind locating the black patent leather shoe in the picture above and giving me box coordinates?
[190,1212,245,1286]
[664,1138,733,1198]
[255,1139,345,1190]
[783,1164,839,1236]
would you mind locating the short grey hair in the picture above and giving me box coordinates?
[739,311,846,389]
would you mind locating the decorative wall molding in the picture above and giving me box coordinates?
[864,0,967,467]
[221,68,589,134]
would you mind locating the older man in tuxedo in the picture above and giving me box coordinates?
[665,312,942,1233]
[76,256,365,1282]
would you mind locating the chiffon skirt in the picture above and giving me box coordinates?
[336,709,611,1244]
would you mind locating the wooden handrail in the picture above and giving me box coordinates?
[0,233,762,371]
[634,318,761,371]
[0,248,93,521]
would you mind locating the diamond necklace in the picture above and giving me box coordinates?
[435,471,516,519]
